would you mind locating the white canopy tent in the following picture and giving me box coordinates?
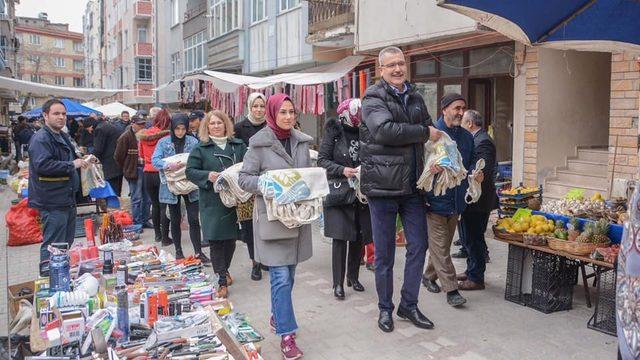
[0,76,132,100]
[95,102,137,117]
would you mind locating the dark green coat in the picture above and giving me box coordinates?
[186,138,247,242]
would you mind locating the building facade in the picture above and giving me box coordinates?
[0,0,19,123]
[101,0,155,105]
[83,0,103,89]
[157,0,187,104]
[16,13,85,109]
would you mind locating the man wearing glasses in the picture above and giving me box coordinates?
[361,46,442,333]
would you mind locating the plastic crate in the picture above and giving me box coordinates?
[527,250,578,314]
[588,268,616,336]
[505,244,527,305]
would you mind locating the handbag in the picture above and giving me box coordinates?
[323,178,356,207]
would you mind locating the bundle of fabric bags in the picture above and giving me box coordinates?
[417,133,468,196]
[162,153,198,195]
[215,162,253,207]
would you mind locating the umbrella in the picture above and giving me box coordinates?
[22,98,102,119]
[95,101,137,117]
[438,0,640,52]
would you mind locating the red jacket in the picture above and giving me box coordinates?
[137,127,169,173]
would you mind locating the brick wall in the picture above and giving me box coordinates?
[523,47,539,186]
[609,52,639,181]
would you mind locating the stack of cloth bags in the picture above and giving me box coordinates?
[417,133,467,195]
[163,153,198,195]
[215,162,253,207]
[258,167,329,229]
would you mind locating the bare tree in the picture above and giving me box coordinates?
[19,49,56,112]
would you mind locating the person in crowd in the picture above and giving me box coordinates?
[234,92,268,281]
[77,118,95,154]
[147,106,162,128]
[361,46,441,333]
[138,108,172,245]
[92,116,124,196]
[364,243,375,271]
[186,110,246,296]
[113,110,131,133]
[114,115,151,228]
[152,113,210,264]
[451,222,468,259]
[28,98,89,276]
[13,116,27,160]
[422,93,483,307]
[318,98,371,300]
[458,109,497,290]
[238,94,312,359]
[188,110,204,138]
[66,117,78,139]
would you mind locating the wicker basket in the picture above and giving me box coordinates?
[492,226,524,242]
[548,237,610,256]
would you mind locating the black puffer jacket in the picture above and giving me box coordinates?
[360,79,433,197]
[92,121,123,180]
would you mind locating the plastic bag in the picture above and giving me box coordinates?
[6,198,43,246]
[417,133,467,196]
[81,155,106,197]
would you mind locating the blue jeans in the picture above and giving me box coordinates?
[461,211,489,283]
[269,265,298,336]
[368,194,428,312]
[128,167,149,226]
[40,207,77,267]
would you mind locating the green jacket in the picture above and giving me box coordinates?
[186,138,247,242]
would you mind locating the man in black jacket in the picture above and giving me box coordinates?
[361,46,441,333]
[459,110,498,290]
[93,118,124,196]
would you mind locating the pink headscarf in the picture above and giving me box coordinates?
[337,98,362,127]
[266,93,293,140]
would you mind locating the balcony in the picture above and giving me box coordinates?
[134,0,153,19]
[134,42,153,57]
[306,0,354,48]
[184,1,207,23]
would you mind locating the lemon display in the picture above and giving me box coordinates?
[497,214,554,235]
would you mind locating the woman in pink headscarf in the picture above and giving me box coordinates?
[318,98,372,300]
[238,93,311,360]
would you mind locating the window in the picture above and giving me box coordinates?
[135,57,152,82]
[30,74,41,83]
[73,60,83,71]
[29,34,40,45]
[73,42,82,52]
[73,78,84,87]
[439,52,463,77]
[171,52,182,80]
[279,0,300,12]
[138,27,147,43]
[171,0,180,26]
[251,0,266,23]
[54,39,64,48]
[211,0,240,38]
[27,54,40,63]
[54,57,65,68]
[54,76,65,86]
[183,31,206,73]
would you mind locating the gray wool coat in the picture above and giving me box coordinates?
[238,126,314,267]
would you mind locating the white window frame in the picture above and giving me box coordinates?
[171,52,182,80]
[73,77,84,87]
[54,57,65,68]
[183,31,206,74]
[29,34,40,45]
[54,76,65,86]
[279,0,300,13]
[138,27,148,43]
[210,0,240,39]
[30,74,41,83]
[73,41,83,52]
[251,0,266,24]
[73,60,83,72]
[171,0,180,26]
[135,57,153,82]
[54,38,64,48]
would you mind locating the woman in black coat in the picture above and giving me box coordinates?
[318,98,372,300]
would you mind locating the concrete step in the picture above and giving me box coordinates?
[577,148,609,163]
[544,180,607,201]
[566,159,608,174]
[554,170,609,189]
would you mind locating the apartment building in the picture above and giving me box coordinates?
[157,0,186,104]
[102,0,155,105]
[15,13,85,109]
[0,0,19,122]
[83,0,103,89]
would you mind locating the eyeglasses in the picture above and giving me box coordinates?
[380,61,406,69]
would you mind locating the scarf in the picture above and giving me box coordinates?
[337,98,362,128]
[266,93,292,140]
[247,92,267,126]
[210,135,227,150]
[170,113,189,153]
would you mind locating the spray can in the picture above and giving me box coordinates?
[116,285,129,343]
[116,260,128,286]
[49,243,71,293]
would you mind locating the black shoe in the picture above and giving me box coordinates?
[197,253,212,267]
[142,222,154,229]
[175,250,185,260]
[451,249,468,259]
[155,236,162,243]
[447,290,467,307]
[347,278,365,292]
[162,237,173,247]
[378,311,394,333]
[422,278,441,293]
[251,264,262,281]
[396,306,434,329]
[453,239,461,246]
[334,285,345,300]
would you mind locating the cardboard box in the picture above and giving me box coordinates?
[60,310,85,344]
[8,280,35,319]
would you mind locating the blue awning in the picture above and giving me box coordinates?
[438,0,640,53]
[23,98,102,119]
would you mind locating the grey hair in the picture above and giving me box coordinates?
[464,110,484,127]
[378,46,404,65]
[149,106,162,119]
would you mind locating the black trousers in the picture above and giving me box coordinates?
[209,240,236,286]
[168,195,202,256]
[107,175,123,197]
[332,239,363,287]
[240,220,255,261]
[143,172,169,241]
[461,211,490,284]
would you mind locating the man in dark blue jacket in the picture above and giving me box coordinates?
[28,98,89,276]
[422,93,483,307]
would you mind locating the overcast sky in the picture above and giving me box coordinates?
[16,0,89,33]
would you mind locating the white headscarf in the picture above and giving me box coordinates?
[246,92,267,126]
